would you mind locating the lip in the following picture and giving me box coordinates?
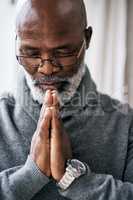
[42,82,60,85]
[38,82,61,90]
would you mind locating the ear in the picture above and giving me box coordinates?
[85,26,92,49]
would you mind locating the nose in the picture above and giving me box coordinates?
[38,60,53,75]
[38,60,61,75]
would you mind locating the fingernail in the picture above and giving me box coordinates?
[45,107,49,112]
[52,89,57,93]
[43,90,51,101]
[52,90,58,95]
[46,90,51,95]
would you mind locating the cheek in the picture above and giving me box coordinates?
[24,67,38,76]
[59,55,86,78]
[61,55,85,78]
[67,67,79,77]
[56,66,78,78]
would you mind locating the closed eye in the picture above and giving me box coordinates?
[19,47,40,57]
[53,49,77,57]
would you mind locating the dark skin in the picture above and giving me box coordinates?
[30,90,72,180]
[16,0,92,181]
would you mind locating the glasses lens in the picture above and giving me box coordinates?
[17,55,77,68]
[17,57,41,68]
[53,56,77,67]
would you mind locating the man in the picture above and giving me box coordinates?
[0,0,133,199]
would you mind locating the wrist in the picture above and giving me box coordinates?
[57,159,88,191]
[52,165,66,182]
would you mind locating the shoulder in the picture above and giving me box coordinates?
[99,92,133,115]
[0,92,16,118]
[0,92,15,106]
[98,92,133,130]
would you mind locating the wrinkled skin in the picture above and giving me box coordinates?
[16,0,92,181]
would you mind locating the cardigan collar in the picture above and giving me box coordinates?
[15,65,98,123]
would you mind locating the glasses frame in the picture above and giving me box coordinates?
[16,39,86,69]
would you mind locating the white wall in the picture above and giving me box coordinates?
[126,0,133,106]
[84,0,127,103]
[0,1,132,106]
[0,1,16,93]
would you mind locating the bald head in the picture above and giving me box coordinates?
[16,0,87,34]
[15,0,92,104]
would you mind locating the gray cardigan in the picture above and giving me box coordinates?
[0,66,133,200]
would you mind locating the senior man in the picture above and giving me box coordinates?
[0,0,133,199]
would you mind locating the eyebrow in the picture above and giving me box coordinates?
[20,43,76,51]
[20,45,40,50]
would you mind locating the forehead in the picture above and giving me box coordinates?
[17,22,83,49]
[16,0,83,47]
[17,34,82,52]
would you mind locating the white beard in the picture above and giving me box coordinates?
[24,64,86,106]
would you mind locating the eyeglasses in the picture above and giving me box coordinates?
[16,40,86,69]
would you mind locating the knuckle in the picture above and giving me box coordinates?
[38,126,49,140]
[38,127,46,138]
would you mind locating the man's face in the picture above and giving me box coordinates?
[16,1,91,104]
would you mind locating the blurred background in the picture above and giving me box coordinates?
[0,0,133,106]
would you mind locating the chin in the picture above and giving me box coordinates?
[24,62,86,105]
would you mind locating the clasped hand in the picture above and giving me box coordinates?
[30,90,72,181]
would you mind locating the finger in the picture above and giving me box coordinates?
[44,90,53,107]
[40,90,53,120]
[50,107,65,178]
[51,107,62,141]
[52,90,60,108]
[38,107,52,140]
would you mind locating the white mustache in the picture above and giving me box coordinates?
[33,75,69,85]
